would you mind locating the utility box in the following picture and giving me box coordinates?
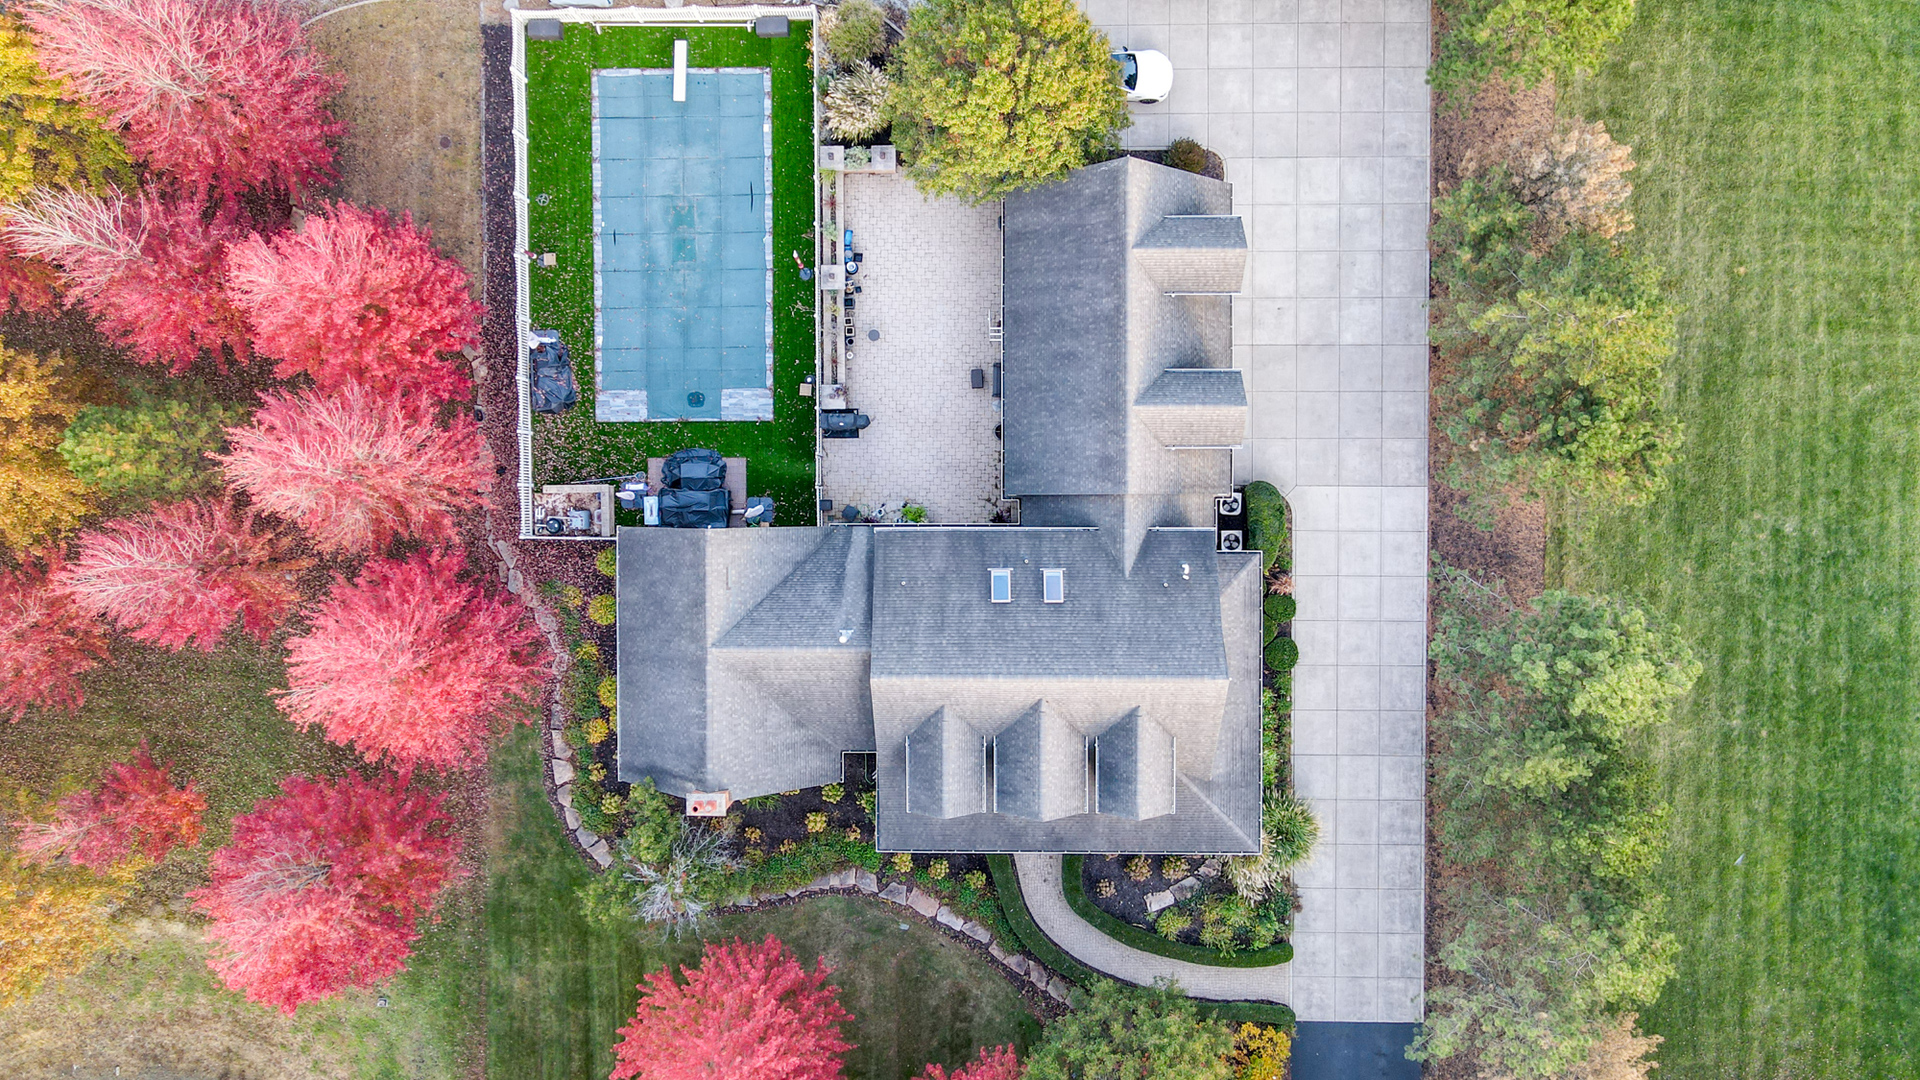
[753,16,790,37]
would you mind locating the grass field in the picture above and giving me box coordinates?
[522,23,818,515]
[485,726,1042,1080]
[1557,3,1920,1075]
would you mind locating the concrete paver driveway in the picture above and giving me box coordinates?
[1081,0,1430,1024]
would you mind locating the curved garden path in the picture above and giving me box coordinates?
[1013,855,1289,1005]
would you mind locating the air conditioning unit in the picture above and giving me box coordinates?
[1215,493,1243,517]
[1217,530,1244,553]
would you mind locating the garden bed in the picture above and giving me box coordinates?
[1073,855,1293,965]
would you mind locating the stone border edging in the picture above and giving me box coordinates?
[490,537,613,871]
[716,868,1077,1009]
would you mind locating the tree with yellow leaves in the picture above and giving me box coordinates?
[0,853,133,1006]
[0,345,93,550]
[0,13,127,204]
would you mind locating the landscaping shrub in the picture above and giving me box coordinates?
[1263,637,1298,673]
[1025,979,1235,1080]
[890,851,914,874]
[59,392,246,505]
[597,676,617,709]
[1431,0,1636,105]
[1413,567,1696,1078]
[1164,137,1207,173]
[1124,855,1154,882]
[0,346,91,551]
[1154,908,1191,940]
[825,61,891,142]
[1465,118,1637,243]
[1430,178,1680,509]
[1230,1023,1292,1080]
[595,545,617,576]
[586,594,616,625]
[889,0,1127,201]
[1262,796,1319,870]
[820,782,844,803]
[825,0,888,64]
[1242,481,1288,574]
[1262,594,1295,623]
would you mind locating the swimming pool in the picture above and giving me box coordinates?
[591,67,772,422]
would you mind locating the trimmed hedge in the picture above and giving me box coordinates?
[1193,999,1298,1030]
[986,855,1098,987]
[1264,637,1299,672]
[1244,481,1289,574]
[1060,856,1293,968]
[1263,594,1296,622]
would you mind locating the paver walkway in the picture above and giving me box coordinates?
[1080,0,1430,1024]
[1013,854,1289,1003]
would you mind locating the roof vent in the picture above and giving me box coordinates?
[1043,568,1065,604]
[990,567,1012,603]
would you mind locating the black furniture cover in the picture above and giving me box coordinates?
[529,330,578,414]
[658,486,730,529]
[661,448,726,491]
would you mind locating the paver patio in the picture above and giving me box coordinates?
[819,173,1006,523]
[1080,0,1430,1025]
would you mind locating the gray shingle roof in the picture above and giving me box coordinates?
[1134,368,1248,448]
[992,701,1086,821]
[905,707,986,819]
[1134,214,1249,294]
[1095,708,1177,820]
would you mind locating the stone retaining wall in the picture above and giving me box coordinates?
[491,537,613,870]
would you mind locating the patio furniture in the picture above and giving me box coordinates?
[647,455,749,526]
[658,486,729,529]
[820,409,871,438]
[529,329,578,414]
[661,447,726,491]
[971,367,986,389]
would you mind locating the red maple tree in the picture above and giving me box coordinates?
[22,0,342,198]
[0,551,107,722]
[191,771,462,1014]
[217,382,491,555]
[59,499,308,651]
[279,549,546,770]
[5,188,252,372]
[0,242,60,313]
[610,934,854,1080]
[916,1046,1024,1080]
[13,742,206,870]
[225,203,480,400]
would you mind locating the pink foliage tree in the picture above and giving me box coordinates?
[217,382,491,555]
[280,549,546,770]
[611,935,855,1080]
[6,187,251,372]
[59,499,308,651]
[13,742,206,870]
[915,1046,1024,1080]
[22,0,343,198]
[191,771,463,1014]
[0,552,107,722]
[225,203,480,400]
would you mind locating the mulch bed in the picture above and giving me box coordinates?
[1079,855,1224,944]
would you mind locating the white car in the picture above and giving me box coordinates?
[1112,48,1173,105]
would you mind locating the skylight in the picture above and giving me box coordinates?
[1043,568,1065,603]
[990,567,1012,603]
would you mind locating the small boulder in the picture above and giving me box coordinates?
[1027,963,1049,990]
[855,869,879,893]
[963,922,991,944]
[936,906,965,930]
[907,889,941,918]
[1004,953,1030,976]
[880,882,910,904]
[1171,876,1203,901]
[563,806,581,831]
[1047,977,1071,1003]
[506,568,525,595]
[1144,889,1176,914]
[988,942,1010,964]
[551,758,575,786]
[587,839,612,867]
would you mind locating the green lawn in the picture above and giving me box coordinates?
[522,23,818,516]
[485,725,1041,1080]
[1557,3,1920,1076]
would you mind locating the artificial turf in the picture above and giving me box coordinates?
[485,726,1042,1080]
[1556,3,1920,1075]
[521,23,819,518]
